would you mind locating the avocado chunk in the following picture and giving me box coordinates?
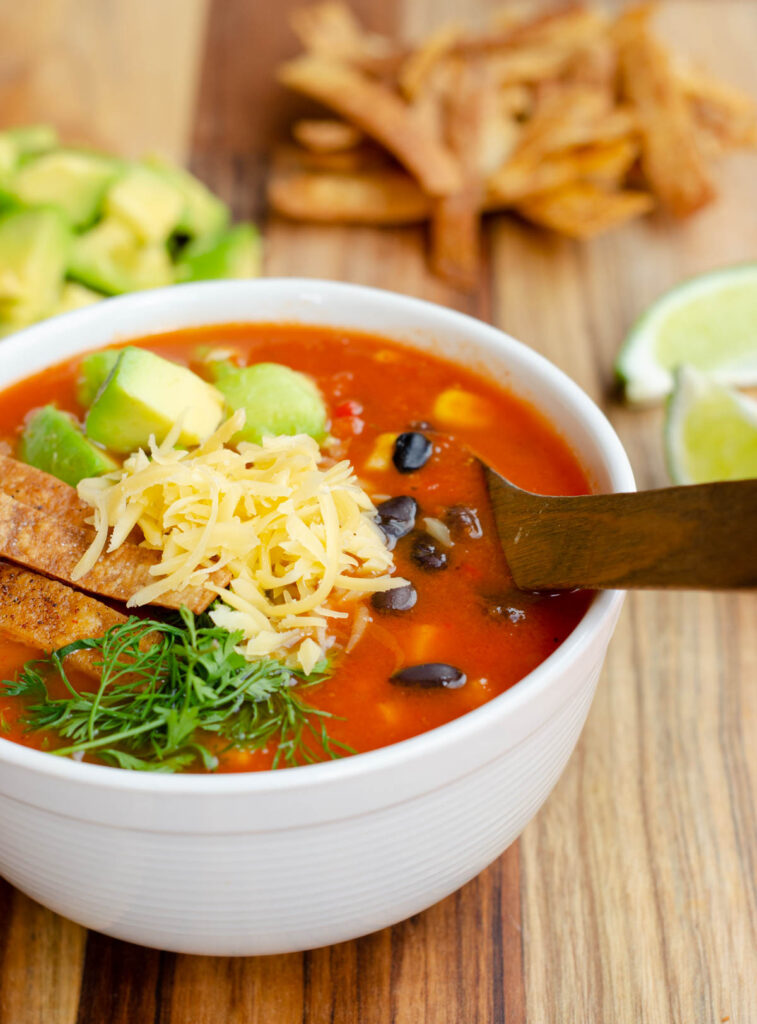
[68,217,173,295]
[212,362,328,444]
[176,223,261,282]
[0,136,17,183]
[8,150,120,228]
[0,208,70,326]
[3,124,58,158]
[105,164,185,245]
[18,405,118,486]
[86,347,224,453]
[56,281,103,317]
[145,155,229,238]
[76,349,120,407]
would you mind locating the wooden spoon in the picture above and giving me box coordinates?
[483,465,757,590]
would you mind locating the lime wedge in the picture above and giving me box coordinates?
[616,264,757,403]
[665,366,757,484]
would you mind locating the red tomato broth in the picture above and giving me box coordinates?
[0,323,593,771]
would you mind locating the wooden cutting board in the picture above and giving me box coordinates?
[0,2,755,1021]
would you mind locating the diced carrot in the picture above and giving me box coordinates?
[403,622,443,663]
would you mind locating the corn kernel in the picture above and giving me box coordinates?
[432,388,494,429]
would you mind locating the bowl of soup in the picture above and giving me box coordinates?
[0,279,634,954]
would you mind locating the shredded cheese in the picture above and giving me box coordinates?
[75,410,407,673]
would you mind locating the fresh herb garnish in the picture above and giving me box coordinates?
[1,608,354,772]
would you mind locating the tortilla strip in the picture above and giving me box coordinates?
[292,118,364,153]
[616,10,714,216]
[268,168,431,225]
[0,560,126,678]
[488,137,640,205]
[0,492,226,613]
[679,65,757,152]
[277,56,464,195]
[0,454,94,530]
[517,181,654,239]
[430,191,481,290]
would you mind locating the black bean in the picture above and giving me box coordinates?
[446,504,483,540]
[372,583,417,613]
[411,532,448,570]
[375,495,418,548]
[392,432,433,473]
[391,663,467,689]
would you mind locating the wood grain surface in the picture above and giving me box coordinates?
[0,2,755,1022]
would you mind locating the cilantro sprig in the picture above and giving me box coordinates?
[1,608,353,772]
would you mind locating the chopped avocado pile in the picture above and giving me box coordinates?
[0,124,262,334]
[18,349,328,487]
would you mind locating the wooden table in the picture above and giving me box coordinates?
[0,2,755,1021]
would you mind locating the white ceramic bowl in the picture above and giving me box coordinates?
[0,280,635,955]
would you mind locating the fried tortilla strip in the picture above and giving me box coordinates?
[397,21,463,100]
[679,65,757,153]
[0,492,226,613]
[616,8,714,216]
[290,2,396,64]
[511,82,617,162]
[0,454,94,530]
[278,56,463,195]
[292,118,364,153]
[268,168,431,224]
[488,137,639,205]
[275,141,391,174]
[516,181,654,239]
[429,60,503,289]
[0,560,126,678]
[430,191,481,290]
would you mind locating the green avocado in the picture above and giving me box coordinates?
[55,281,103,317]
[86,346,224,453]
[68,217,174,295]
[3,124,58,158]
[211,361,328,444]
[176,223,261,282]
[0,208,70,326]
[105,164,185,245]
[145,154,229,238]
[75,349,120,407]
[8,149,120,228]
[18,405,118,486]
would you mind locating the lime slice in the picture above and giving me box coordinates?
[616,264,757,403]
[665,366,757,484]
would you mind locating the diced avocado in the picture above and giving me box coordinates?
[3,124,58,158]
[211,362,328,444]
[0,208,70,325]
[0,136,17,182]
[105,164,184,244]
[68,217,173,295]
[86,347,224,453]
[18,405,118,486]
[8,149,120,228]
[176,223,261,282]
[75,349,119,407]
[144,154,229,238]
[56,281,104,316]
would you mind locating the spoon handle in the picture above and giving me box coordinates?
[486,474,757,590]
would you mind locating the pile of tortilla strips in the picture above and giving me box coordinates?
[267,1,757,289]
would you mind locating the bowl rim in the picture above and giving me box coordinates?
[0,278,635,795]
